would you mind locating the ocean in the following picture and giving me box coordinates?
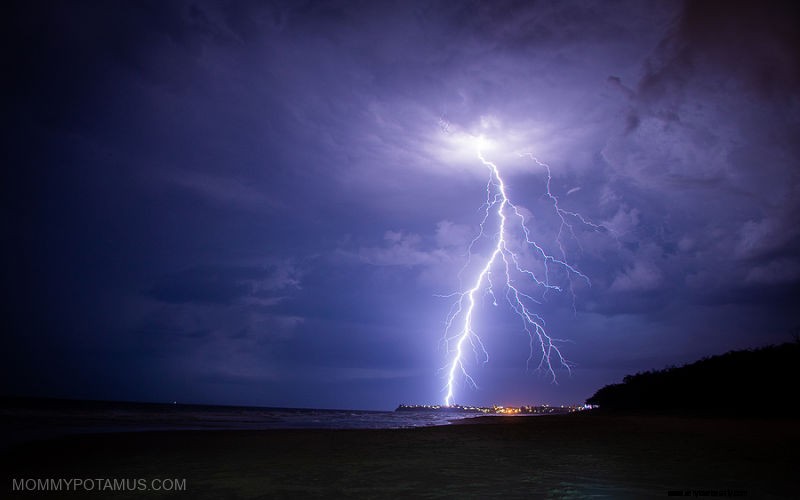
[0,397,485,447]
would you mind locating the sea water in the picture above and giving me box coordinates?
[1,397,483,447]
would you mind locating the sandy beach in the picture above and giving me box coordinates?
[4,412,798,498]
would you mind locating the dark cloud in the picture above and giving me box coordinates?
[642,0,800,101]
[149,267,251,305]
[148,264,300,305]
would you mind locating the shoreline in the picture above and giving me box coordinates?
[4,413,798,498]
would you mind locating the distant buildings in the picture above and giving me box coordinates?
[396,403,587,414]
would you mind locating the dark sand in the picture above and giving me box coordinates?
[4,413,798,499]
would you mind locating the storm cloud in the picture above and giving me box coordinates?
[3,0,798,409]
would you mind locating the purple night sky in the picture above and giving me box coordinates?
[3,0,798,410]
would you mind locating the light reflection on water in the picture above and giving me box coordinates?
[545,479,657,499]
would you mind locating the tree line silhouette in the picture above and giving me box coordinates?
[586,342,799,415]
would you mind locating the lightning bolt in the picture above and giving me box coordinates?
[441,140,596,407]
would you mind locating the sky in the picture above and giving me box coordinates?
[3,0,799,411]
